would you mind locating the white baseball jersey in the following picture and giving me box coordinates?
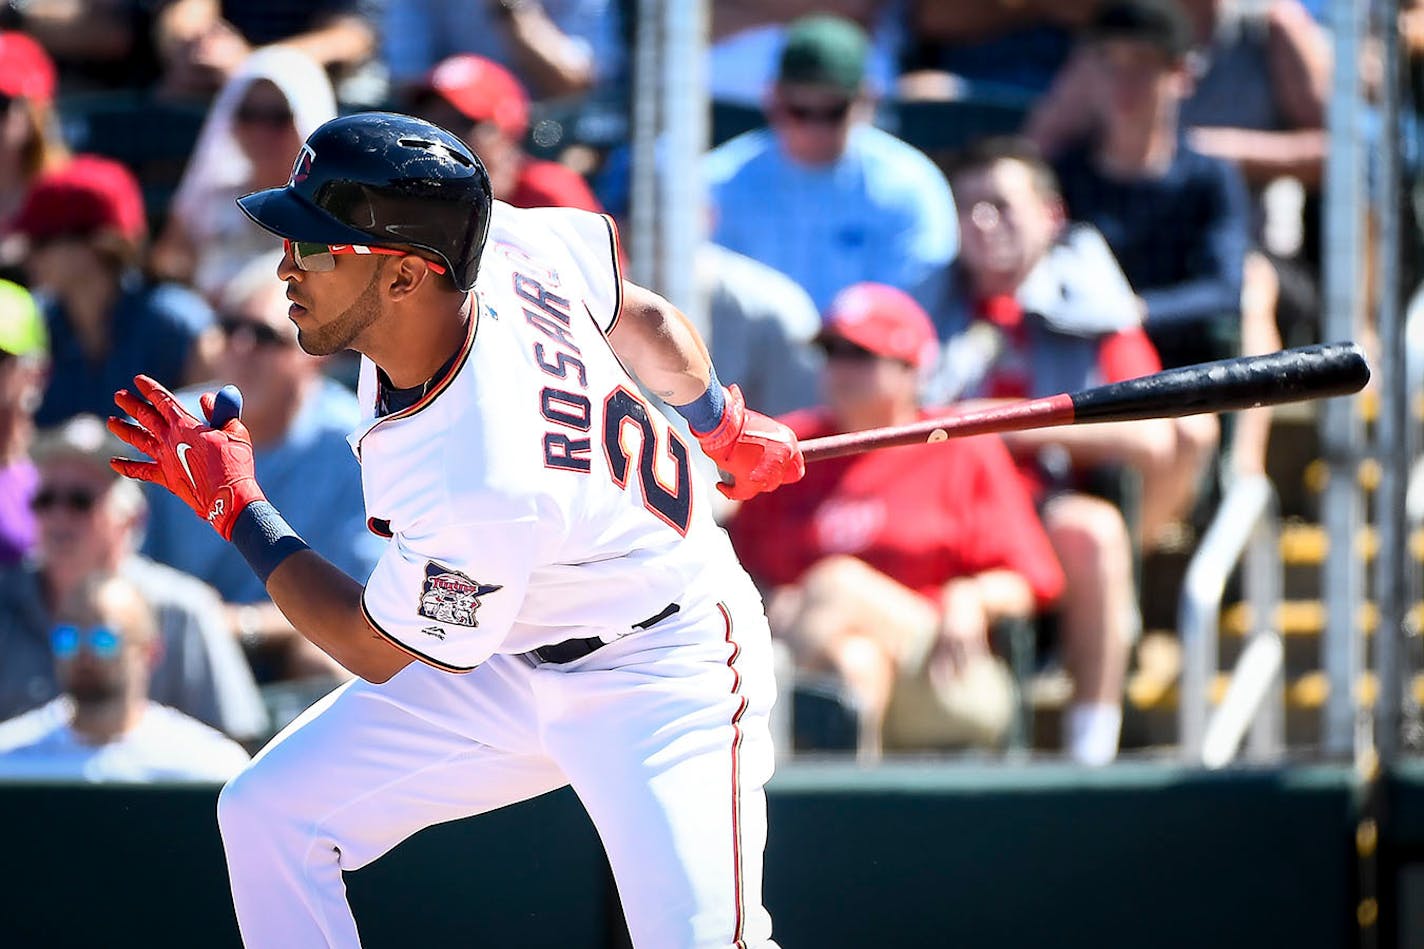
[352,201,742,672]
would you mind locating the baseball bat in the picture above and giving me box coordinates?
[209,385,243,429]
[801,341,1370,463]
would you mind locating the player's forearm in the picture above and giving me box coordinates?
[608,281,714,406]
[264,549,412,684]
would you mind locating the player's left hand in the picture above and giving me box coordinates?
[107,375,266,540]
[693,384,805,500]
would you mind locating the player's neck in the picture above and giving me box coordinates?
[367,293,473,390]
[1097,116,1178,179]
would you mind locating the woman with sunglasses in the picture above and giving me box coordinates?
[0,573,251,782]
[151,45,337,299]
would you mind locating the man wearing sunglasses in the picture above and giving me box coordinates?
[109,112,802,948]
[0,573,250,782]
[141,252,383,686]
[706,14,958,314]
[0,414,266,741]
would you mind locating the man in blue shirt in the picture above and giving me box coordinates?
[705,14,959,315]
[13,156,217,428]
[142,253,383,683]
[1046,0,1247,541]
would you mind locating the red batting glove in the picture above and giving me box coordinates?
[108,375,265,540]
[693,384,805,501]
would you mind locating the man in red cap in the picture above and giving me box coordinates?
[410,53,602,213]
[12,155,216,426]
[728,282,1064,756]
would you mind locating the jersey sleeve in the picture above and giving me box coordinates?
[532,205,624,334]
[360,515,539,672]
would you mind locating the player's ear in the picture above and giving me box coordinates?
[386,256,433,302]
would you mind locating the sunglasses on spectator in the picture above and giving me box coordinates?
[235,104,294,127]
[219,315,291,348]
[283,238,449,276]
[50,624,122,660]
[780,99,853,125]
[31,486,99,514]
[820,338,881,362]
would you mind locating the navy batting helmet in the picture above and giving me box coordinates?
[236,112,492,291]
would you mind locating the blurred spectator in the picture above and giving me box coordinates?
[0,280,45,566]
[728,283,1064,755]
[931,138,1180,763]
[408,53,602,212]
[0,415,266,740]
[0,2,165,94]
[1037,1,1243,520]
[0,573,250,782]
[152,46,337,298]
[0,32,66,235]
[698,243,823,418]
[142,252,381,684]
[1030,0,1329,351]
[382,0,623,101]
[155,0,375,100]
[13,155,218,427]
[900,0,1098,100]
[709,0,904,106]
[705,14,958,313]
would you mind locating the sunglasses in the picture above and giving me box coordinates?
[220,315,290,348]
[284,239,448,276]
[820,338,880,362]
[235,105,294,127]
[51,624,122,660]
[31,487,99,514]
[781,99,852,126]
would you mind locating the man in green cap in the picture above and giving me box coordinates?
[707,13,958,314]
[0,279,48,566]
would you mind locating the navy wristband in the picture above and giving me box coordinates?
[231,501,311,584]
[674,364,726,434]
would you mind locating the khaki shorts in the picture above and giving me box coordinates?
[881,652,1016,751]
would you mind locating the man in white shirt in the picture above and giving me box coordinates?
[0,573,250,783]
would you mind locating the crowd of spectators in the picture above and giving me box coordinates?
[0,0,1342,773]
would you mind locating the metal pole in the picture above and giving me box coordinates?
[1322,0,1369,758]
[657,0,708,327]
[627,0,662,288]
[1374,0,1407,764]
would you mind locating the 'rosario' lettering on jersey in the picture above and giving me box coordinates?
[418,562,503,628]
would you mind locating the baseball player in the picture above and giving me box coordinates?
[107,113,803,948]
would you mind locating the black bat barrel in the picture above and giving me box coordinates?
[1069,342,1371,423]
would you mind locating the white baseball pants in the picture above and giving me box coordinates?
[216,585,778,949]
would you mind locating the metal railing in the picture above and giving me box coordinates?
[1179,474,1284,764]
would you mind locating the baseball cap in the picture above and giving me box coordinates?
[1085,0,1195,59]
[0,279,45,359]
[0,32,56,105]
[777,15,869,94]
[31,414,129,481]
[817,283,938,369]
[11,155,148,244]
[421,54,530,139]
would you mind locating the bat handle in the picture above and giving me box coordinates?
[209,384,243,429]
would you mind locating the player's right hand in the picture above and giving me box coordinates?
[693,384,805,501]
[108,375,266,541]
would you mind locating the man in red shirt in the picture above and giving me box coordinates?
[728,283,1064,756]
[409,53,603,213]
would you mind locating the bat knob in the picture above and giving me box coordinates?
[210,385,243,429]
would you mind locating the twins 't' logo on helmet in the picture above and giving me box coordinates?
[290,144,316,185]
[418,561,502,628]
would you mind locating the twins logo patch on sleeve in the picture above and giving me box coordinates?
[418,562,503,628]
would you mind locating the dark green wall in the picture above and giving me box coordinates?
[0,763,1362,949]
